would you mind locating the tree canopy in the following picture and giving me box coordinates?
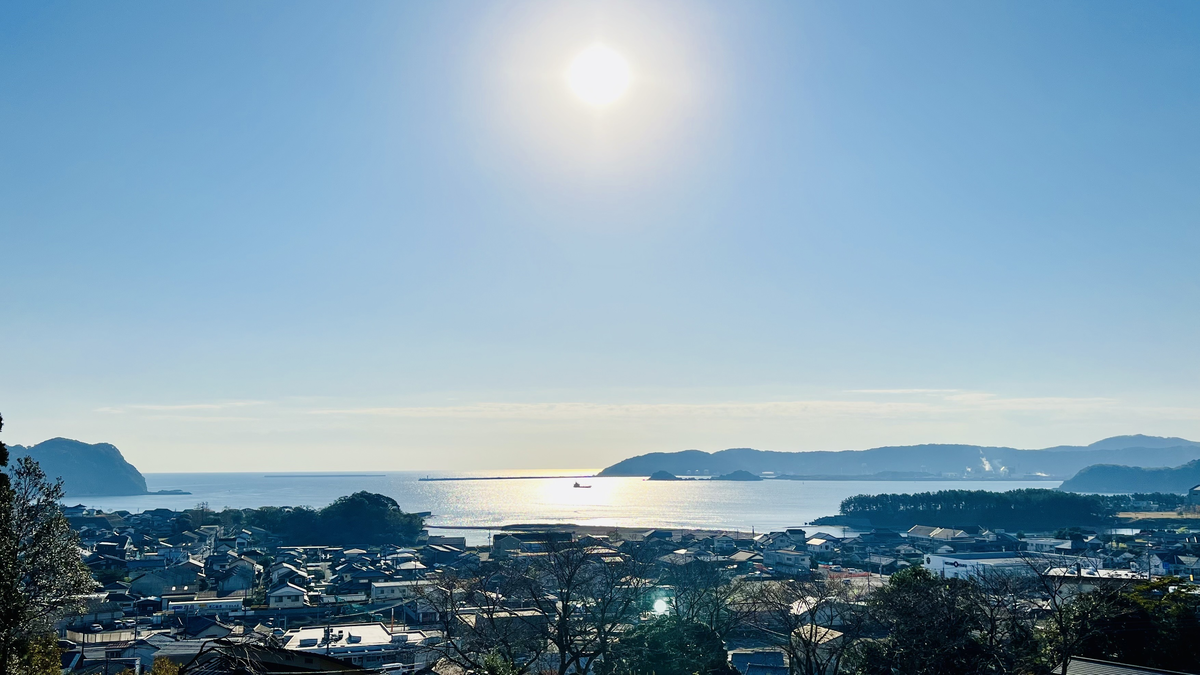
[605,616,737,675]
[837,489,1114,529]
[0,414,96,673]
[241,491,424,546]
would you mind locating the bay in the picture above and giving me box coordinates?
[76,471,1059,546]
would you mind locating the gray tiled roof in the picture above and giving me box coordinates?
[1061,657,1197,675]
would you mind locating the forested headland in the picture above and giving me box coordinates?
[1058,459,1200,494]
[189,491,425,546]
[818,489,1187,529]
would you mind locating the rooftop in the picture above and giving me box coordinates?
[281,622,431,653]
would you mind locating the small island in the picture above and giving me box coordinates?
[712,470,763,481]
[647,470,683,481]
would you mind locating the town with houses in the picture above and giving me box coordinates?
[58,490,1200,675]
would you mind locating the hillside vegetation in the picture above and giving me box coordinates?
[832,489,1113,529]
[1059,459,1200,494]
[825,489,1189,529]
[7,438,147,496]
[238,491,425,546]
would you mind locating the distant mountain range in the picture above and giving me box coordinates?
[597,435,1200,481]
[8,438,148,496]
[1058,459,1200,494]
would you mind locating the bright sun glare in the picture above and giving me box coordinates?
[567,44,630,107]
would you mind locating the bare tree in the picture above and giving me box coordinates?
[748,576,868,675]
[418,569,550,675]
[420,542,654,675]
[510,540,656,675]
[1019,552,1135,673]
[665,559,753,638]
[971,566,1040,674]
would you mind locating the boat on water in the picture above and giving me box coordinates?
[573,482,592,488]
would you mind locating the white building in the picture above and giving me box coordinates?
[268,583,309,609]
[1023,538,1071,554]
[923,552,1033,579]
[805,535,839,555]
[167,598,245,615]
[763,549,812,576]
[280,622,438,671]
[371,580,434,603]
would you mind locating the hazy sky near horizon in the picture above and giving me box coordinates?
[2,2,1199,472]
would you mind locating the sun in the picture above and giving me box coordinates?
[567,44,630,107]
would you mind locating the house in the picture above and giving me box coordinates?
[492,535,523,558]
[729,550,763,570]
[170,615,233,639]
[729,650,785,675]
[754,532,794,551]
[458,608,550,639]
[494,531,574,553]
[790,595,862,628]
[426,535,467,550]
[905,526,975,548]
[1056,656,1191,674]
[805,535,840,555]
[95,535,134,559]
[1144,553,1170,577]
[1025,538,1072,554]
[205,550,240,573]
[115,634,209,670]
[712,535,737,554]
[129,561,203,597]
[271,562,310,586]
[213,558,258,593]
[1174,555,1200,577]
[105,591,140,611]
[166,596,245,616]
[1042,567,1148,600]
[370,580,434,603]
[784,527,808,542]
[395,560,429,579]
[763,548,812,576]
[162,531,211,558]
[127,555,168,572]
[1187,485,1200,508]
[399,598,443,625]
[658,549,701,567]
[267,583,309,609]
[85,553,129,575]
[422,544,463,566]
[864,554,902,575]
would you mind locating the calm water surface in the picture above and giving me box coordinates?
[76,471,1059,546]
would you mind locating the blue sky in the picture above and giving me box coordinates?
[2,1,1198,471]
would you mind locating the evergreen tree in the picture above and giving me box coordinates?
[0,414,97,672]
[605,616,737,675]
[846,566,989,675]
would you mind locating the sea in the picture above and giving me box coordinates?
[75,471,1059,546]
